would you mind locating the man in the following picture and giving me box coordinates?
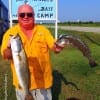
[1,4,64,100]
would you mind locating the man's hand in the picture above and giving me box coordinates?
[3,43,12,60]
[53,42,65,53]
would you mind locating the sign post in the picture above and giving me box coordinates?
[9,0,58,39]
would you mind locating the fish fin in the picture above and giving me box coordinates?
[25,93,34,100]
[16,55,22,61]
[89,60,98,68]
[18,84,22,89]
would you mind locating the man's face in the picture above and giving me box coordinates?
[18,5,34,28]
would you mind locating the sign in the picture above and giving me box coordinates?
[11,0,56,20]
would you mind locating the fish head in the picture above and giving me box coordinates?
[10,34,22,53]
[56,34,67,46]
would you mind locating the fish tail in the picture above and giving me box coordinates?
[89,60,98,68]
[25,93,34,100]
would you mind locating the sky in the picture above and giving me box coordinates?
[1,0,100,22]
[58,0,100,22]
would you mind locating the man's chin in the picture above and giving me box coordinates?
[22,24,33,29]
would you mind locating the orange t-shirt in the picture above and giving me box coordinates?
[1,24,55,90]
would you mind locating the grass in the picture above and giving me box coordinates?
[0,56,16,100]
[51,45,100,100]
[0,29,100,100]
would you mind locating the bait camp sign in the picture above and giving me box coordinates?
[9,0,57,20]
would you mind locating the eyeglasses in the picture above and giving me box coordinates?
[19,13,33,18]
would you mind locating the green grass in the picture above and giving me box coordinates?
[0,29,100,100]
[51,45,100,100]
[0,56,16,100]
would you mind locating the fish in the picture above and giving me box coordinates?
[10,34,34,100]
[56,34,98,67]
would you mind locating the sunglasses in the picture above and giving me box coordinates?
[19,13,33,18]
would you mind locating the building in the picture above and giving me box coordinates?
[0,0,9,44]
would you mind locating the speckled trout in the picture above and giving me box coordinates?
[56,34,98,68]
[10,34,34,100]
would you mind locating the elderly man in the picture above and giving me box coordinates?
[1,4,64,100]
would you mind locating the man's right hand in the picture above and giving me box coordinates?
[3,47,12,60]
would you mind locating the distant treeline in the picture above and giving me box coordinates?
[12,20,100,27]
[58,21,100,27]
